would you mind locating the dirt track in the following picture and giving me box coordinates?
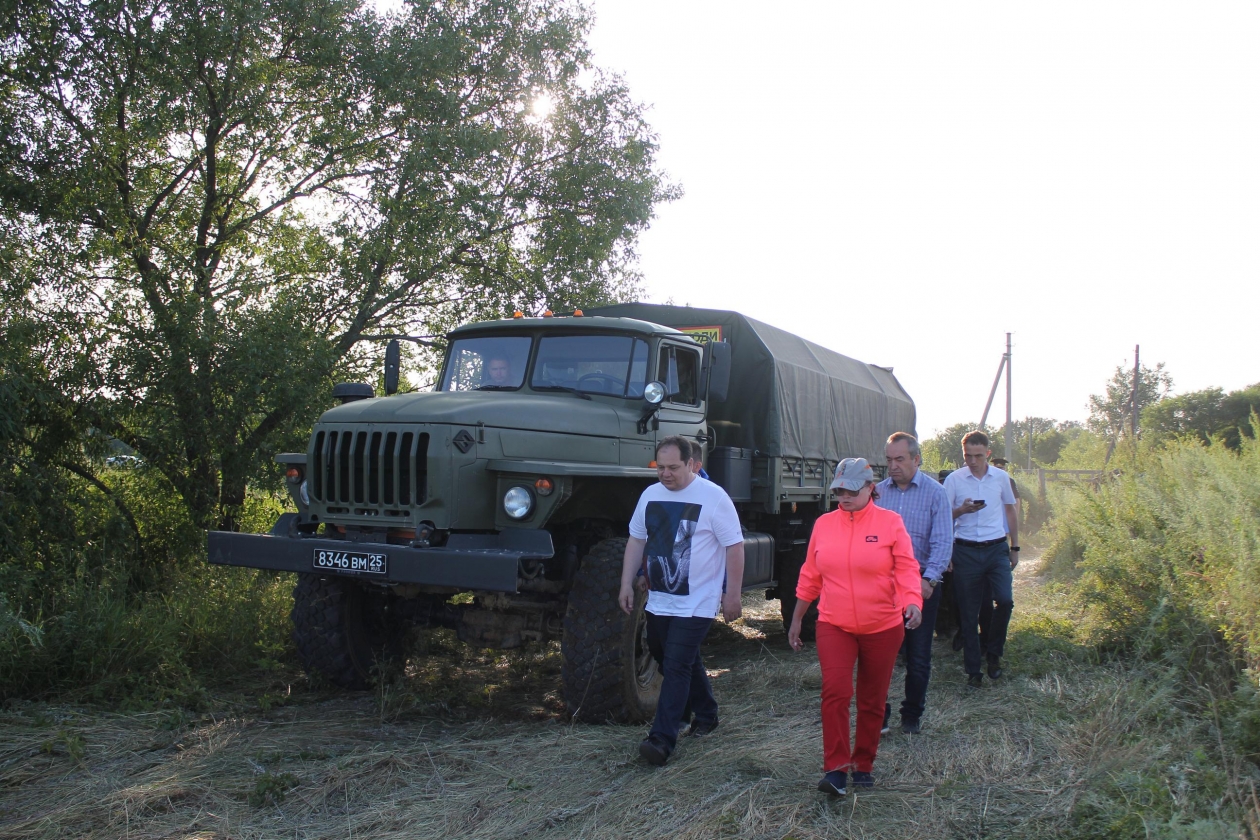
[2,554,1106,839]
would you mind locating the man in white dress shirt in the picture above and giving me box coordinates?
[943,430,1019,688]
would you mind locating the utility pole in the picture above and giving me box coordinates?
[979,354,1006,430]
[1004,332,1013,463]
[1130,344,1140,440]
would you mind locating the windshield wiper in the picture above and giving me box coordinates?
[473,385,517,391]
[532,384,592,400]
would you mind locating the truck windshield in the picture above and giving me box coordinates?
[532,335,650,397]
[439,337,531,391]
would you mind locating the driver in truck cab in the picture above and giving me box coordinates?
[483,356,513,386]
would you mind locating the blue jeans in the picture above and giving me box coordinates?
[952,540,1014,676]
[645,612,717,750]
[898,583,942,723]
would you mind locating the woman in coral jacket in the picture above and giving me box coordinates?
[788,457,923,797]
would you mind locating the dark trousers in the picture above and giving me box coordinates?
[952,541,1014,676]
[645,612,717,750]
[936,570,959,639]
[979,583,994,654]
[898,584,942,723]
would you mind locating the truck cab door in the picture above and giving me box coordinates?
[654,341,706,450]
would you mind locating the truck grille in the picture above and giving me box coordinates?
[310,427,429,508]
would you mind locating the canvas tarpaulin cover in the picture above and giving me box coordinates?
[587,304,916,466]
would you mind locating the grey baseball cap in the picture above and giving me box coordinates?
[830,457,874,491]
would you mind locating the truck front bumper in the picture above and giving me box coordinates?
[207,516,554,594]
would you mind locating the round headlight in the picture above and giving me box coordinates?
[503,486,534,519]
[299,480,310,507]
[643,381,666,405]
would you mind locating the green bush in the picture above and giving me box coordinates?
[1042,428,1260,835]
[0,460,295,706]
[1043,430,1260,681]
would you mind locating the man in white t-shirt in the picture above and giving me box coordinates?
[619,436,745,767]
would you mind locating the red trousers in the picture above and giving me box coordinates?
[815,620,905,773]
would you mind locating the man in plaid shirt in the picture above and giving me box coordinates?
[874,432,953,734]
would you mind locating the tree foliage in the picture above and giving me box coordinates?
[0,0,675,531]
[1087,362,1173,445]
[1142,383,1260,450]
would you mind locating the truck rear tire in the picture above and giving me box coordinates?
[778,547,818,642]
[291,574,400,690]
[562,537,661,723]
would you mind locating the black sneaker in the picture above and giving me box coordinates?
[687,719,718,737]
[967,673,983,689]
[880,703,891,735]
[987,654,1003,680]
[817,769,847,796]
[638,736,670,767]
[851,770,875,789]
[901,718,921,735]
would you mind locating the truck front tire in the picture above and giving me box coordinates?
[562,537,661,723]
[291,574,400,690]
[778,547,818,641]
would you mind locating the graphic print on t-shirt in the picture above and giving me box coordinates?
[644,501,703,595]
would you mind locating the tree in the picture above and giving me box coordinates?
[922,421,1015,469]
[1,0,676,530]
[1142,383,1260,450]
[1087,362,1173,447]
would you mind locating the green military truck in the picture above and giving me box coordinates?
[207,303,915,722]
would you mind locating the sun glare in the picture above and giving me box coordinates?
[530,93,555,120]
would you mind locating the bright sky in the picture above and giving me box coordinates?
[585,2,1260,437]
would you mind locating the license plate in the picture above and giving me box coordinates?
[312,548,388,575]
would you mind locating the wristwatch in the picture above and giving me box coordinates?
[922,577,940,588]
[1010,546,1020,552]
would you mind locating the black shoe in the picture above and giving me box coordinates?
[687,718,718,737]
[817,769,847,796]
[880,703,891,735]
[901,718,921,735]
[967,673,983,689]
[987,654,1003,680]
[851,770,875,788]
[638,736,670,767]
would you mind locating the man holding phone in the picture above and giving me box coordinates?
[943,431,1019,688]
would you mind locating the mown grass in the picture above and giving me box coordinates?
[3,558,1257,840]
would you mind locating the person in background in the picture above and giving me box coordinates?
[935,468,962,648]
[944,432,1019,688]
[619,436,745,767]
[688,440,711,480]
[788,458,922,796]
[874,433,952,735]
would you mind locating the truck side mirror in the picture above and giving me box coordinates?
[703,341,732,403]
[638,381,666,434]
[384,339,401,395]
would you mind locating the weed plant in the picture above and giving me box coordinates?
[0,467,294,707]
[1040,426,1260,835]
